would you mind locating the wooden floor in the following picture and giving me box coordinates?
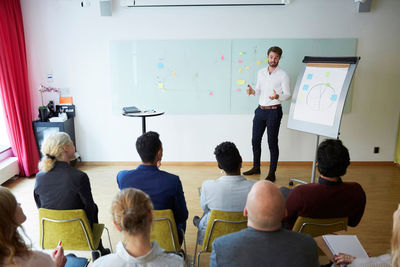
[4,163,400,266]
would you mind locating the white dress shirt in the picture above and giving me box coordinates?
[197,175,256,243]
[255,66,291,106]
[93,241,184,267]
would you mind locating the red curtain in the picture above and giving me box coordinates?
[0,0,39,176]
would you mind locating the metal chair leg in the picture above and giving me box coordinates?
[103,226,113,253]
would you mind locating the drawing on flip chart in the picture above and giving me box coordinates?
[293,66,349,126]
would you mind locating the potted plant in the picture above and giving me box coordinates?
[38,84,60,122]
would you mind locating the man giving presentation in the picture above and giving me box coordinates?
[243,46,291,182]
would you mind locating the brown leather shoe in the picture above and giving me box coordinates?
[243,167,261,175]
[265,173,276,182]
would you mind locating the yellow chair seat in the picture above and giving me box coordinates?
[150,209,183,253]
[39,208,111,252]
[194,210,247,267]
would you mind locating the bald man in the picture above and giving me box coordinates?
[210,181,319,267]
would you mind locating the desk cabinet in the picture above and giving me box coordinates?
[33,118,76,158]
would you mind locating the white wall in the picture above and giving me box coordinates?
[21,0,400,162]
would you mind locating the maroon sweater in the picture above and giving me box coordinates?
[283,177,366,230]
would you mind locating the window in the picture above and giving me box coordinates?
[0,99,11,153]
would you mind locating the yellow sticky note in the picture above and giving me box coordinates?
[238,68,242,73]
[172,72,176,77]
[158,83,164,89]
[245,66,250,70]
[239,52,243,55]
[161,89,166,93]
[237,80,245,85]
[257,61,262,65]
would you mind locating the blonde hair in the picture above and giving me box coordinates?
[38,132,72,172]
[0,187,30,264]
[112,188,153,236]
[392,204,400,267]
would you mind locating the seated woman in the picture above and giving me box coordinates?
[33,132,109,256]
[193,141,256,244]
[93,188,184,267]
[0,186,66,267]
[332,204,399,267]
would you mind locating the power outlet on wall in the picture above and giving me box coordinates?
[374,147,380,154]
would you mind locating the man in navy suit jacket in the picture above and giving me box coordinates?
[210,181,319,267]
[117,131,188,244]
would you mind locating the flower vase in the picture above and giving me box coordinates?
[39,108,49,122]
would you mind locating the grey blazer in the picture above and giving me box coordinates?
[210,227,319,267]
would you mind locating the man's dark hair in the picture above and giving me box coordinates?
[267,46,283,57]
[317,139,350,177]
[136,131,162,163]
[214,142,242,174]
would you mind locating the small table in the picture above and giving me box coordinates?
[123,110,164,134]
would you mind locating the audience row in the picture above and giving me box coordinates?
[0,131,397,266]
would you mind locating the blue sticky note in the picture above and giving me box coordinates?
[157,63,164,69]
[330,94,338,101]
[302,84,309,91]
[307,74,313,80]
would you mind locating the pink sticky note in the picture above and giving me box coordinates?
[236,88,241,92]
[209,92,213,96]
[238,59,243,64]
[221,56,224,60]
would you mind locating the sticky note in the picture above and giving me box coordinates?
[158,83,164,89]
[330,94,338,101]
[157,63,164,69]
[302,84,309,91]
[239,52,243,55]
[245,66,250,70]
[299,92,304,99]
[161,89,166,93]
[307,74,313,80]
[238,59,243,64]
[237,80,245,85]
[238,68,242,73]
[195,73,198,78]
[326,82,331,86]
[172,72,176,77]
[264,58,268,63]
[236,88,241,92]
[257,61,262,65]
[325,72,330,77]
[209,92,213,96]
[221,55,224,61]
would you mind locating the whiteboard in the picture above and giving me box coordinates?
[288,58,360,138]
[110,39,357,114]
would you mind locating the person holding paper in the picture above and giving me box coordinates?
[244,46,291,182]
[331,204,400,267]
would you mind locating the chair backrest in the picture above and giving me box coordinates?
[150,209,181,252]
[292,216,348,237]
[201,210,247,252]
[39,208,103,251]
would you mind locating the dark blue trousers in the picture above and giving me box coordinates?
[251,106,283,173]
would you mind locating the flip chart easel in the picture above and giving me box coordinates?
[287,56,360,184]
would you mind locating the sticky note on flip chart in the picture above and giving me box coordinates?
[237,80,245,85]
[158,83,164,89]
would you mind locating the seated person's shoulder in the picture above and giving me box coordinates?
[159,252,185,266]
[158,169,180,181]
[284,229,317,246]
